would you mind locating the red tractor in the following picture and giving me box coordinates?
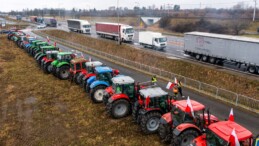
[191,120,254,146]
[69,57,88,83]
[158,99,219,145]
[41,51,59,74]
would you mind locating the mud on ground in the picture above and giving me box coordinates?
[0,36,162,145]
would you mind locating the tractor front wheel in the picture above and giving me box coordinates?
[140,112,161,134]
[57,66,70,80]
[43,62,52,74]
[132,101,141,123]
[107,99,130,119]
[90,85,106,103]
[171,129,199,146]
[158,123,172,143]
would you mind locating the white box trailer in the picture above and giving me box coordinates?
[139,31,167,50]
[184,32,259,74]
[67,19,91,34]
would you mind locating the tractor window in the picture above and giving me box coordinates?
[86,66,94,73]
[114,84,122,94]
[82,62,86,69]
[76,63,81,70]
[206,130,228,146]
[123,83,134,98]
[70,64,75,71]
[172,108,184,127]
[97,72,112,82]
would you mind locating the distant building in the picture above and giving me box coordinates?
[140,17,161,27]
[109,6,116,11]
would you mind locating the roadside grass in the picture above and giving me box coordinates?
[0,36,161,145]
[41,30,259,100]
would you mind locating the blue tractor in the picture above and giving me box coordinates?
[87,66,119,103]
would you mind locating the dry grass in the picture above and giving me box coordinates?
[41,30,259,99]
[0,36,162,146]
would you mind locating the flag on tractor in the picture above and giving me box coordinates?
[47,36,50,42]
[166,81,174,89]
[228,108,234,122]
[185,96,194,117]
[89,57,92,62]
[54,42,56,47]
[174,77,178,84]
[229,128,240,146]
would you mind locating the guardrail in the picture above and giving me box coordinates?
[34,31,259,113]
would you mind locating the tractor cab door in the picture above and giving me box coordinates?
[122,83,135,99]
[97,72,112,84]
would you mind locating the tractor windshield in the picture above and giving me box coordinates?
[57,54,72,61]
[71,63,81,71]
[47,53,57,59]
[96,72,112,83]
[113,84,122,94]
[86,66,94,73]
[206,129,228,146]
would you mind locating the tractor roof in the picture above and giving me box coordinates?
[36,42,48,45]
[173,100,205,112]
[58,52,72,55]
[139,87,168,98]
[85,61,103,67]
[209,121,253,142]
[112,76,135,85]
[32,40,42,43]
[40,45,55,49]
[95,66,113,73]
[46,50,59,54]
[71,58,87,64]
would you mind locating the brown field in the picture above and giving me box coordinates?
[0,36,162,145]
[41,30,259,100]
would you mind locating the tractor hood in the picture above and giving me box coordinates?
[51,60,59,66]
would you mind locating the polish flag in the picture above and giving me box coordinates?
[229,128,240,146]
[185,97,194,117]
[228,108,234,122]
[47,36,50,42]
[145,96,151,108]
[81,52,84,58]
[166,81,174,89]
[54,42,57,47]
[174,77,178,84]
[89,57,92,62]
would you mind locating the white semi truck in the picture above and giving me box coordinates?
[139,31,167,50]
[67,19,91,34]
[184,32,259,74]
[95,22,134,42]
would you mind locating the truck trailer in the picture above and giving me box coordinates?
[67,19,91,34]
[95,22,134,42]
[184,32,259,74]
[43,17,57,27]
[139,31,167,50]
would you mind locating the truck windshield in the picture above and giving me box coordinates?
[206,130,228,146]
[126,28,134,34]
[83,25,91,28]
[159,37,167,43]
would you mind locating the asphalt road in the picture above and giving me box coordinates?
[23,28,259,135]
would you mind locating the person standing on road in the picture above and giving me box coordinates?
[177,81,184,98]
[151,75,157,85]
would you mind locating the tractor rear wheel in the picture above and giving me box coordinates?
[158,123,172,143]
[107,99,130,119]
[132,101,141,123]
[140,112,161,134]
[43,62,52,74]
[90,85,106,103]
[171,129,199,146]
[57,65,70,80]
[37,57,44,65]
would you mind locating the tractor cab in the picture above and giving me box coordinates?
[21,36,35,48]
[35,45,59,64]
[70,58,88,80]
[27,40,42,53]
[46,50,59,60]
[11,31,26,41]
[191,121,253,146]
[80,61,103,87]
[111,76,135,95]
[56,52,75,62]
[94,66,113,84]
[85,61,103,74]
[41,50,59,74]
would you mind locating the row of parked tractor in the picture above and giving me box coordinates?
[6,29,258,146]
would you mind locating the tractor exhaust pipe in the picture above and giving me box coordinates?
[207,108,211,126]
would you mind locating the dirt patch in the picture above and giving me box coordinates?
[0,66,3,74]
[0,51,16,61]
[40,30,259,99]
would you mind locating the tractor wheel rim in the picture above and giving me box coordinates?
[147,117,159,131]
[76,76,81,83]
[181,135,195,146]
[94,89,104,101]
[114,103,127,116]
[61,70,69,78]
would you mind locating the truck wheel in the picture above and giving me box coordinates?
[248,66,256,74]
[195,54,201,60]
[209,57,216,64]
[202,55,208,62]
[171,129,199,146]
[90,85,106,103]
[140,112,161,134]
[132,101,141,123]
[57,65,70,80]
[158,123,172,143]
[108,99,130,119]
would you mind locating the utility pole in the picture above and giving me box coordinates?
[117,0,121,45]
[253,0,257,22]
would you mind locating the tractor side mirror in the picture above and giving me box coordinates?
[113,69,120,75]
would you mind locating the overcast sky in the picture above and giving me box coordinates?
[0,0,255,12]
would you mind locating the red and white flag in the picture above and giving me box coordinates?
[185,96,194,117]
[54,42,57,47]
[229,128,240,146]
[47,36,50,42]
[228,108,234,122]
[81,52,84,58]
[166,81,174,89]
[174,77,178,84]
[89,57,92,62]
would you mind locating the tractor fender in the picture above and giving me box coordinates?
[173,123,202,136]
[160,112,172,125]
[87,76,96,85]
[85,73,95,79]
[109,93,130,103]
[51,60,58,66]
[57,62,70,68]
[138,108,162,116]
[37,54,46,60]
[105,86,114,95]
[90,80,109,89]
[34,52,41,59]
[44,59,53,65]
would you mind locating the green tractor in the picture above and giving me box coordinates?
[26,40,42,54]
[34,45,59,65]
[30,41,50,57]
[50,52,76,80]
[41,50,59,74]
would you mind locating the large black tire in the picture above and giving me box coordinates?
[43,62,52,74]
[248,66,256,74]
[132,101,141,123]
[90,85,106,103]
[57,65,70,80]
[74,73,81,85]
[77,74,85,86]
[171,129,199,146]
[37,56,44,66]
[84,82,91,93]
[158,123,172,143]
[140,112,161,134]
[107,99,130,119]
[102,92,110,106]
